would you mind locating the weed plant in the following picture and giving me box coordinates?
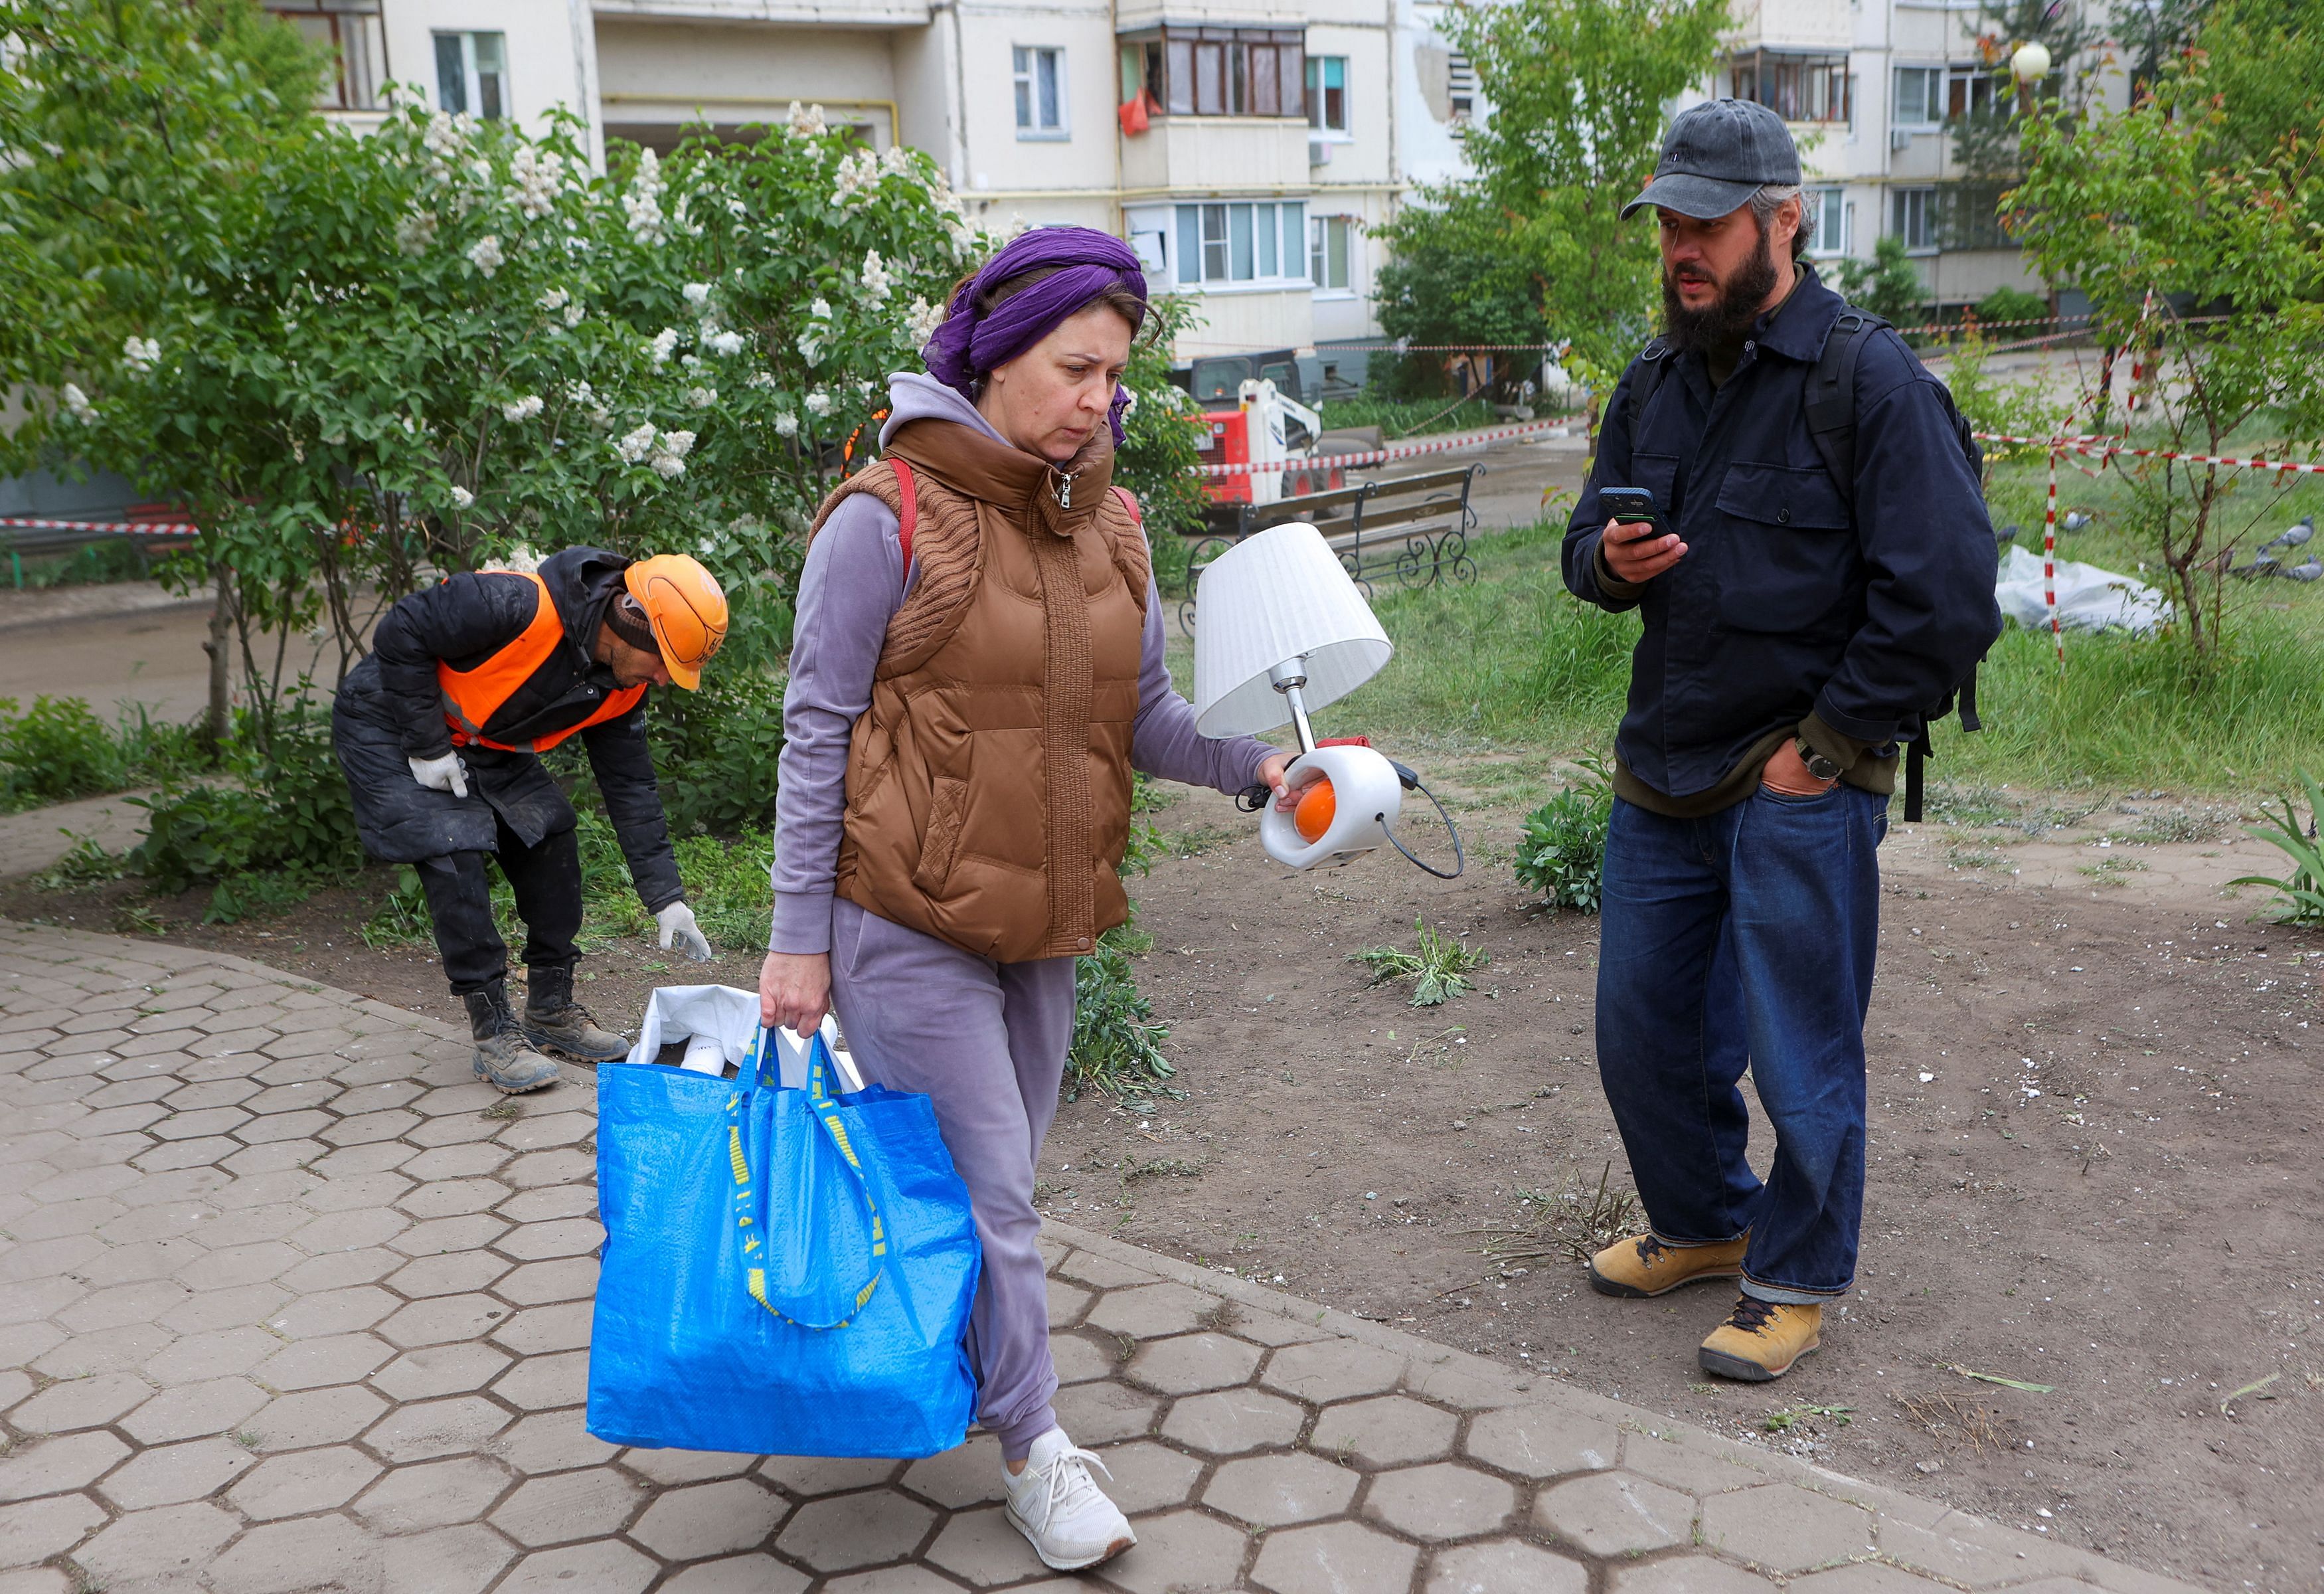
[2229,770,2324,925]
[1515,760,1611,913]
[0,696,207,811]
[1353,917,1489,1006]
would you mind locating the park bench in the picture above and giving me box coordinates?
[1175,462,1481,637]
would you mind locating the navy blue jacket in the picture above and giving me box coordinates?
[1562,266,2001,800]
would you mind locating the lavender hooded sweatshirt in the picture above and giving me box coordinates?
[769,372,1274,954]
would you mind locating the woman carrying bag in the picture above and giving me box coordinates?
[758,226,1291,1572]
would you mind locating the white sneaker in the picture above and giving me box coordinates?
[1001,1427,1136,1571]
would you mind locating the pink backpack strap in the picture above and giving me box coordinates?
[891,457,918,590]
[1111,484,1141,525]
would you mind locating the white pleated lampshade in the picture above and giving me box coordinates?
[1192,523,1394,738]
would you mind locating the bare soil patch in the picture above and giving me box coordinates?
[5,766,2319,1593]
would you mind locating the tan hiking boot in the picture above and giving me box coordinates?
[1587,1232,1750,1298]
[1699,1295,1822,1381]
[521,964,631,1063]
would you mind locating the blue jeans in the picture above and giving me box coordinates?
[1595,784,1888,1302]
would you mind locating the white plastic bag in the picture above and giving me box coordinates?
[1995,544,2170,636]
[620,984,862,1091]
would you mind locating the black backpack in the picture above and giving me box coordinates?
[1621,304,1987,822]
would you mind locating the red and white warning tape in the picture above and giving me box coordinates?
[1191,417,1575,478]
[1971,434,2324,478]
[0,517,201,536]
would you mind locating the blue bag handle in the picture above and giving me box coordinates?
[725,1027,888,1331]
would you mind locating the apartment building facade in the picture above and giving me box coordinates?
[1699,0,2123,312]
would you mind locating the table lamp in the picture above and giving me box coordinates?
[1193,523,1457,873]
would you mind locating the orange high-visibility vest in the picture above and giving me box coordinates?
[437,572,647,754]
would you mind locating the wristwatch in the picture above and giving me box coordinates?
[1795,737,1843,782]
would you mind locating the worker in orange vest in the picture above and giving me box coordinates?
[331,549,728,1093]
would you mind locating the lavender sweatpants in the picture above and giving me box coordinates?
[825,897,1076,1461]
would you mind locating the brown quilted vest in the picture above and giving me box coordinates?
[805,418,1151,963]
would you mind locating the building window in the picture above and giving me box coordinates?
[1175,201,1308,288]
[1804,187,1848,256]
[1307,56,1348,133]
[1448,51,1477,127]
[1892,66,1942,127]
[1135,29,1305,120]
[433,31,507,120]
[1946,64,2002,120]
[1891,187,1938,253]
[267,5,385,111]
[1726,50,1851,124]
[1309,215,1354,290]
[1014,46,1066,136]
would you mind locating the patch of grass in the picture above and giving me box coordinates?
[1764,1403,1854,1433]
[2078,855,2149,886]
[0,696,209,812]
[1473,1161,1643,1265]
[1319,392,1500,438]
[1352,917,1488,1006]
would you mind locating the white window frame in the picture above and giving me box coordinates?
[1306,55,1351,138]
[1891,64,1942,130]
[1309,215,1356,294]
[1013,46,1068,139]
[1803,187,1849,258]
[1173,201,1310,291]
[1891,186,1938,254]
[432,31,507,120]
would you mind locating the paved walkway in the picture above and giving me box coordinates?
[0,922,2202,1594]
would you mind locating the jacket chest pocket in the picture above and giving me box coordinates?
[1710,462,1855,634]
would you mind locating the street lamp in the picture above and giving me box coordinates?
[2009,41,2051,114]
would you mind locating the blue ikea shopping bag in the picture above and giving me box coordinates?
[588,1029,979,1458]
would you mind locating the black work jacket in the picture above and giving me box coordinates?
[333,546,683,910]
[1562,266,2002,800]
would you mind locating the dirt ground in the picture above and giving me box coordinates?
[5,767,2319,1594]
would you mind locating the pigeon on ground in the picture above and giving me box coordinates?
[2230,552,2280,579]
[2061,510,2094,532]
[2260,515,2314,555]
[2283,558,2323,582]
[1996,523,2020,546]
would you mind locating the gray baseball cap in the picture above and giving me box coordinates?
[1621,99,1801,221]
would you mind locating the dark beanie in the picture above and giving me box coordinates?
[606,592,658,654]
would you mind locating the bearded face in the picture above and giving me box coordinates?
[1661,211,1782,356]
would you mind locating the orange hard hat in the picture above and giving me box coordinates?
[622,554,728,690]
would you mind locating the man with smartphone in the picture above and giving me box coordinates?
[1560,100,1999,1380]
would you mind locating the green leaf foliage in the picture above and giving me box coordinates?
[1514,762,1612,913]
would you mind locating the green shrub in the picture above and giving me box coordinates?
[1067,924,1177,1101]
[647,668,787,838]
[0,696,126,807]
[1515,762,1612,913]
[1973,286,2049,328]
[129,705,360,919]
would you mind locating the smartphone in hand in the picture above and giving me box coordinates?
[1598,486,1665,534]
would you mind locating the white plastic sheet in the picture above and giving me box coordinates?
[618,984,861,1091]
[1995,544,2170,636]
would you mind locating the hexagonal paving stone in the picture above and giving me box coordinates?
[253,1330,393,1391]
[1699,1483,1876,1573]
[0,1433,128,1502]
[1050,1379,1160,1446]
[1363,1462,1519,1542]
[94,1437,256,1510]
[366,1394,513,1464]
[374,1342,515,1402]
[117,1375,266,1445]
[264,1283,396,1338]
[1606,1559,1782,1594]
[388,1250,514,1299]
[1051,1333,1113,1385]
[491,1466,646,1547]
[1046,1281,1092,1328]
[490,1348,588,1411]
[629,1477,791,1560]
[380,1522,519,1594]
[354,1455,514,1532]
[1124,1331,1264,1395]
[227,1445,384,1520]
[1250,1520,1419,1594]
[73,1500,238,1585]
[1311,1395,1459,1468]
[1465,1402,1623,1480]
[1203,1452,1363,1528]
[0,1491,104,1569]
[1787,1565,1958,1593]
[922,1502,1049,1587]
[280,1247,403,1292]
[758,1455,902,1498]
[490,1539,661,1594]
[496,1257,598,1306]
[1092,1441,1204,1514]
[396,1174,505,1215]
[1164,1387,1311,1456]
[299,1169,414,1215]
[1102,1508,1250,1594]
[393,1213,511,1257]
[1534,1470,1699,1557]
[141,1324,274,1384]
[379,1292,509,1348]
[10,1372,151,1434]
[497,1215,605,1261]
[1260,1338,1407,1404]
[247,1383,388,1451]
[659,1554,811,1594]
[774,1486,938,1571]
[491,1301,592,1356]
[1082,1281,1216,1340]
[489,1408,620,1475]
[1424,1540,1591,1594]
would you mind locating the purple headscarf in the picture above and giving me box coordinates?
[921,226,1149,448]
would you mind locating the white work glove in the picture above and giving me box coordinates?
[656,901,713,962]
[408,751,469,799]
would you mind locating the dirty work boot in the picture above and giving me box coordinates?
[1588,1232,1750,1298]
[521,964,631,1063]
[1699,1295,1822,1381]
[463,982,560,1095]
